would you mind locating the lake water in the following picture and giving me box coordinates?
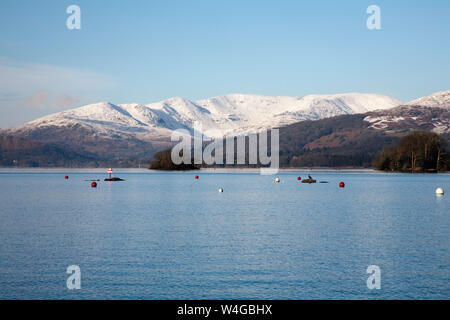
[0,169,449,299]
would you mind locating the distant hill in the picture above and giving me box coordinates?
[0,134,154,168]
[0,90,448,168]
[0,92,401,164]
[278,91,450,168]
[0,135,97,167]
[278,114,400,167]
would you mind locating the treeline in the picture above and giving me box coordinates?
[373,131,449,172]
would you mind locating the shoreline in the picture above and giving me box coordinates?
[0,167,449,175]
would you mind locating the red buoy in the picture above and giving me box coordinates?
[339,181,345,188]
[195,175,199,179]
[297,176,301,181]
[91,182,97,188]
[65,176,69,180]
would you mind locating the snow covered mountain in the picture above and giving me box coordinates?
[2,93,402,141]
[0,92,403,161]
[1,90,449,166]
[405,90,450,108]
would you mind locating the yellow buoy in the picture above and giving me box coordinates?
[275,178,280,183]
[436,187,444,195]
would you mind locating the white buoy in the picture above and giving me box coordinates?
[219,188,223,193]
[275,178,280,183]
[436,187,444,195]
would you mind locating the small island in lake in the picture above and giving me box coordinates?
[105,177,125,181]
[149,149,199,171]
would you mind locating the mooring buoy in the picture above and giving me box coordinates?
[436,187,444,195]
[91,182,97,188]
[219,188,223,193]
[339,181,345,188]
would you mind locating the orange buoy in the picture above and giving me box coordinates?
[297,176,301,181]
[65,176,69,180]
[339,181,345,188]
[91,182,97,188]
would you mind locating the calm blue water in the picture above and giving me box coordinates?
[0,170,449,300]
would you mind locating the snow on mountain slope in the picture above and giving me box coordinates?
[406,90,450,108]
[2,93,402,142]
[196,93,401,134]
[364,91,450,134]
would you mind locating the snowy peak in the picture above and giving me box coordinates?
[9,92,402,137]
[144,97,216,131]
[25,102,147,129]
[197,92,401,115]
[194,93,401,134]
[4,90,450,164]
[406,90,450,108]
[2,92,404,144]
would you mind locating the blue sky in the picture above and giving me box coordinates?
[0,0,449,127]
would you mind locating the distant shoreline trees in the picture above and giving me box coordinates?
[149,130,450,172]
[373,131,449,172]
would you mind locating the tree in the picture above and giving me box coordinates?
[374,131,449,172]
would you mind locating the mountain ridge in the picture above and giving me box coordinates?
[1,90,449,167]
[2,92,402,136]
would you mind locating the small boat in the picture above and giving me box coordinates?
[301,179,316,184]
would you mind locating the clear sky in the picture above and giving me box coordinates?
[0,0,449,127]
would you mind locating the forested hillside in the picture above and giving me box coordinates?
[278,114,401,167]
